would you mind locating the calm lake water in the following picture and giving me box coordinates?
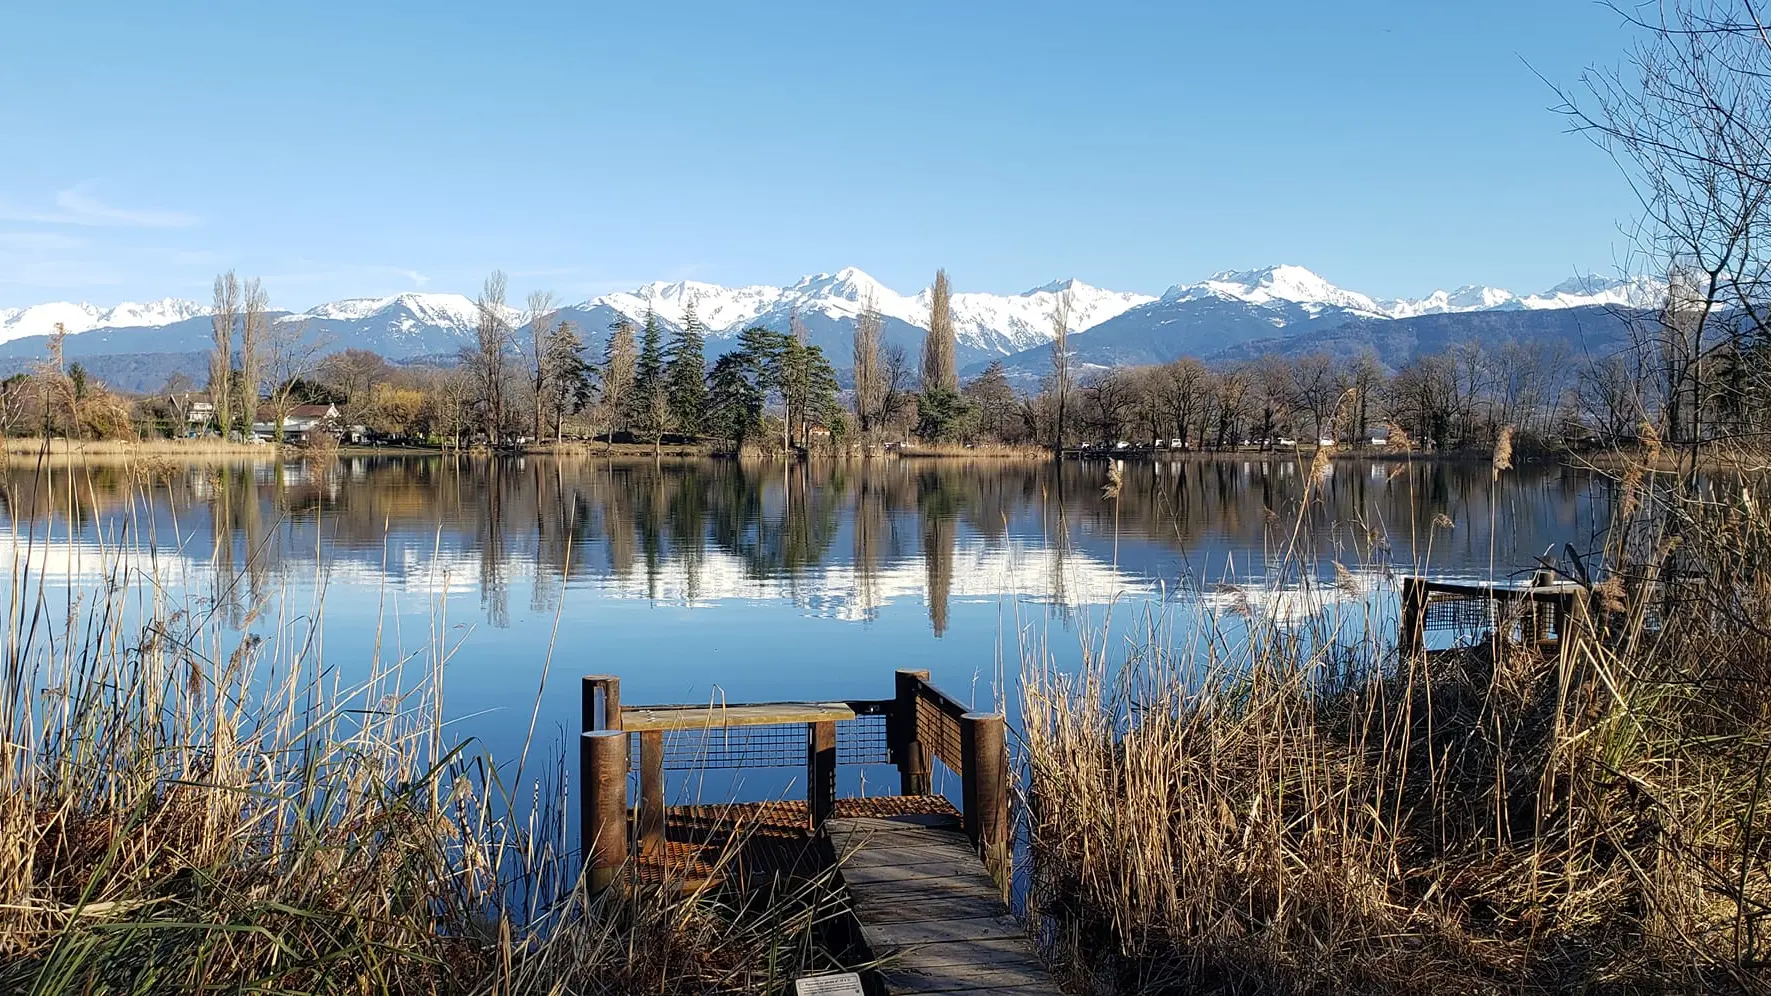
[2,454,1614,794]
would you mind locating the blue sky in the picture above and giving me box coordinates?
[0,1,1640,309]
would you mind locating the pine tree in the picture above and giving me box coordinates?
[544,320,593,442]
[631,307,670,454]
[667,298,708,438]
[706,350,763,452]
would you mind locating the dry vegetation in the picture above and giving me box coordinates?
[1022,447,1771,994]
[0,460,850,994]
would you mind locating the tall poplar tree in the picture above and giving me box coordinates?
[601,316,638,449]
[210,271,239,435]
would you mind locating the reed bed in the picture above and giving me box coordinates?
[1022,451,1771,994]
[0,457,851,994]
[0,436,288,457]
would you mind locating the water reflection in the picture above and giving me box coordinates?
[0,455,1613,639]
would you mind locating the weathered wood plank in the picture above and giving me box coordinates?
[840,858,986,885]
[829,815,1060,996]
[862,913,1024,946]
[620,702,856,731]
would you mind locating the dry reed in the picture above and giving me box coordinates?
[0,455,851,994]
[1021,456,1771,994]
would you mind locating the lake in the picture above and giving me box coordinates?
[1,454,1614,796]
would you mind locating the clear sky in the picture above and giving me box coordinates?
[0,0,1643,310]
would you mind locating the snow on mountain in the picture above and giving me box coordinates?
[1160,265,1657,321]
[593,279,785,333]
[584,267,1151,358]
[947,279,1155,353]
[1520,274,1664,310]
[1386,284,1519,317]
[1166,265,1388,317]
[303,292,484,329]
[0,298,206,344]
[0,266,1671,374]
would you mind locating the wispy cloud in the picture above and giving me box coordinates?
[0,231,89,250]
[0,185,200,229]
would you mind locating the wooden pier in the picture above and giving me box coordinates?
[1398,570,1589,659]
[578,670,1057,995]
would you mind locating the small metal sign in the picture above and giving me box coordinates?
[793,972,865,996]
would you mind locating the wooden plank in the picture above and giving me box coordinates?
[830,813,1060,996]
[853,892,1009,925]
[845,875,1003,908]
[862,914,1023,946]
[831,814,962,833]
[841,858,986,885]
[620,702,856,731]
[839,840,977,864]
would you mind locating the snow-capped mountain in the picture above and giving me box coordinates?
[582,267,1153,359]
[1165,265,1393,317]
[0,265,1672,393]
[0,298,207,344]
[1518,274,1664,310]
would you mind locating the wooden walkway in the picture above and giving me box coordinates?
[830,812,1059,995]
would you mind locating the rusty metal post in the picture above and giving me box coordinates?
[583,674,621,732]
[638,729,665,858]
[894,669,932,796]
[809,720,837,828]
[581,729,629,895]
[960,711,1008,894]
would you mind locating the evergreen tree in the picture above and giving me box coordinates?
[667,298,708,438]
[784,339,842,449]
[631,307,670,453]
[706,351,763,452]
[544,320,593,441]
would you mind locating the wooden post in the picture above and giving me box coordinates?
[809,720,837,828]
[1399,578,1426,658]
[960,711,1009,894]
[583,674,621,732]
[638,730,665,858]
[894,669,932,796]
[581,729,629,895]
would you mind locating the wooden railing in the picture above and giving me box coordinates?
[1399,571,1591,658]
[578,670,1008,894]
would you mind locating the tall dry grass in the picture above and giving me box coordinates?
[0,455,850,994]
[1021,449,1771,994]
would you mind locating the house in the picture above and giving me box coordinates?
[1368,427,1392,447]
[171,393,215,428]
[252,403,341,442]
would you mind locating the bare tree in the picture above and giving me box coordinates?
[1049,286,1073,454]
[210,271,239,436]
[525,288,558,444]
[1563,0,1771,461]
[264,318,328,443]
[465,270,512,444]
[241,277,269,430]
[881,342,915,441]
[600,317,638,452]
[920,269,957,394]
[853,293,884,438]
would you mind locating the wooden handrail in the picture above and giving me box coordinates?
[581,670,1012,890]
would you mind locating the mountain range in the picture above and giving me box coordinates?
[0,265,1661,393]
